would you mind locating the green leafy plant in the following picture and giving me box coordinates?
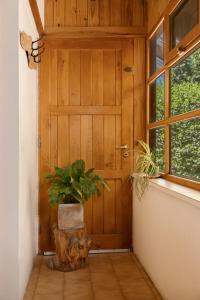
[46,160,110,206]
[131,140,160,200]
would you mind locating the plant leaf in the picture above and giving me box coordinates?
[46,160,111,206]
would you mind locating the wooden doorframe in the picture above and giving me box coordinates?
[29,0,44,36]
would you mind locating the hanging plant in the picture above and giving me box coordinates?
[130,140,160,200]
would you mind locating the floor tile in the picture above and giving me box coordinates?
[64,281,93,299]
[35,262,64,295]
[93,289,124,300]
[34,293,63,300]
[64,265,90,282]
[23,256,42,300]
[23,253,162,300]
[119,278,156,300]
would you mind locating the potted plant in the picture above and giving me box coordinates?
[130,140,160,200]
[46,160,110,230]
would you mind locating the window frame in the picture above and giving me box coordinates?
[165,0,200,64]
[147,0,200,191]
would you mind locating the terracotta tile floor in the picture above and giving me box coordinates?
[24,253,162,300]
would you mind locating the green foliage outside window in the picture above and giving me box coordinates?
[150,47,200,181]
[171,47,200,115]
[149,127,165,172]
[171,83,200,116]
[171,118,200,181]
[150,74,165,122]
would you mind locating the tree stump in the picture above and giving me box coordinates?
[47,224,92,272]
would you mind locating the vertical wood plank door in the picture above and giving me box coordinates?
[39,39,134,251]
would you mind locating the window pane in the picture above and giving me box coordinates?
[170,118,200,181]
[150,74,165,122]
[149,127,165,172]
[150,23,164,76]
[170,47,200,116]
[170,0,198,49]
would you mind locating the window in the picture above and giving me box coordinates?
[150,23,164,76]
[149,74,165,122]
[170,118,200,181]
[170,47,200,116]
[147,7,200,190]
[149,127,165,172]
[170,0,198,49]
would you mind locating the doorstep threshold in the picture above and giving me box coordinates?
[90,249,130,254]
[43,249,130,256]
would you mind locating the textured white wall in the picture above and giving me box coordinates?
[0,1,38,299]
[133,180,200,300]
[19,0,39,299]
[0,1,20,299]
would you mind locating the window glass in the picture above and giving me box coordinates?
[150,74,165,122]
[150,23,164,76]
[149,127,165,173]
[170,118,200,181]
[170,47,200,116]
[170,0,198,49]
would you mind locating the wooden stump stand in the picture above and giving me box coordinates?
[48,224,92,272]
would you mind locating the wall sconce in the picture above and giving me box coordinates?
[20,31,45,70]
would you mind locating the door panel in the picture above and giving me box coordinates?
[39,39,134,250]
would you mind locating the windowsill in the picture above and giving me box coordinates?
[149,178,200,209]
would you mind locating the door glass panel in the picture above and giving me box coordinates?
[149,127,165,173]
[170,0,198,49]
[149,74,165,122]
[170,47,200,116]
[150,23,164,76]
[170,117,200,181]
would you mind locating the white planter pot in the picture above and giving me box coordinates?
[58,204,84,230]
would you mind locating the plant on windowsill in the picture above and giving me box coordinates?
[46,160,110,230]
[130,140,160,201]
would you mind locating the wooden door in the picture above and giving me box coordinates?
[39,38,134,251]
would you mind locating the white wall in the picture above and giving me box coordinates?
[0,1,39,299]
[133,179,200,300]
[0,1,20,299]
[19,0,39,299]
[36,0,44,25]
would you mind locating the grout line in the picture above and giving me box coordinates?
[32,255,44,300]
[62,270,65,300]
[27,254,162,300]
[87,258,96,300]
[108,254,126,300]
[130,254,163,300]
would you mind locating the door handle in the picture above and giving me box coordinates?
[116,144,130,159]
[116,144,129,150]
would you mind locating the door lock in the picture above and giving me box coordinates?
[116,144,130,159]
